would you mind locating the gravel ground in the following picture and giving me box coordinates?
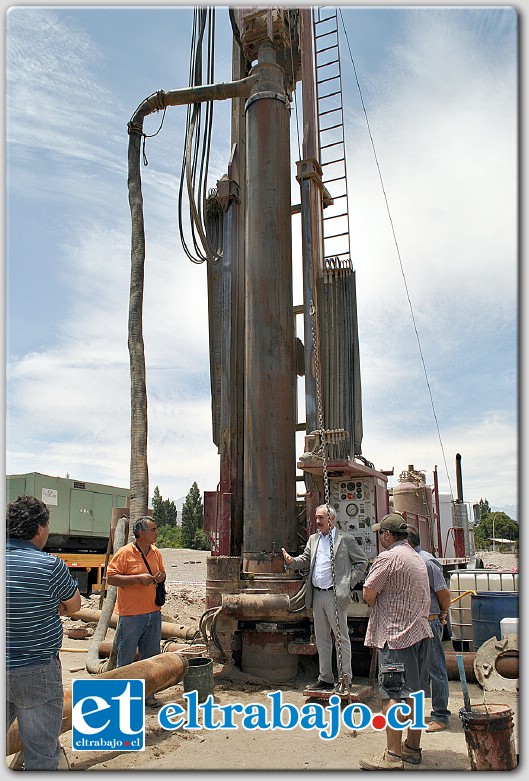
[13,548,517,772]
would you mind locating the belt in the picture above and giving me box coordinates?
[313,585,333,591]
[428,614,440,621]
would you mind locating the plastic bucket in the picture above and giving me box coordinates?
[183,656,214,703]
[459,704,517,770]
[471,592,519,651]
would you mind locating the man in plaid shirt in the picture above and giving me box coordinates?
[359,513,433,770]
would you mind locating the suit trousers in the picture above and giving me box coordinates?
[312,588,352,683]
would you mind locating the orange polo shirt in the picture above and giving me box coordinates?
[107,542,166,616]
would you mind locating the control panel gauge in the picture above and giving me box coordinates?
[331,477,377,559]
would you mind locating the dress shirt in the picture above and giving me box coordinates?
[312,527,337,589]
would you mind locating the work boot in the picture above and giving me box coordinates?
[145,694,159,708]
[309,679,334,691]
[401,742,422,765]
[359,750,403,770]
[425,720,447,733]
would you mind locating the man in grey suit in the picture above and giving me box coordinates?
[282,504,368,690]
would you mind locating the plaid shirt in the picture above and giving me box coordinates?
[364,540,433,649]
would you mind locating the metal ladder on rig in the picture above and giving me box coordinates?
[313,7,352,267]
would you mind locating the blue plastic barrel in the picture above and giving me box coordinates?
[471,592,519,651]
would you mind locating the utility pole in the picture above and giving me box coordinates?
[492,512,496,552]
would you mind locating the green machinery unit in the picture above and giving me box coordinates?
[6,472,129,552]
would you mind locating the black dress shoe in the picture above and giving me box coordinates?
[309,679,334,690]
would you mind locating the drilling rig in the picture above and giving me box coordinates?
[193,8,391,681]
[126,7,470,684]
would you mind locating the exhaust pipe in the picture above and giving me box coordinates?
[456,453,464,502]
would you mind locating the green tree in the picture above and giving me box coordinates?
[152,486,166,526]
[156,524,183,549]
[474,511,518,549]
[478,498,491,519]
[181,482,209,550]
[152,486,178,528]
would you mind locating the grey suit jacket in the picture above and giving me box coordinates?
[287,530,368,608]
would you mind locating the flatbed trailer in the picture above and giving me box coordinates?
[51,552,107,595]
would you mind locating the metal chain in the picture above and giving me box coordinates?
[309,302,349,692]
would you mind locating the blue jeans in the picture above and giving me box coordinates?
[429,618,451,723]
[116,610,162,667]
[6,655,64,770]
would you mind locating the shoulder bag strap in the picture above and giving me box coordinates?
[135,542,153,575]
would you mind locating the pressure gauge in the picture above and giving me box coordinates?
[346,503,359,517]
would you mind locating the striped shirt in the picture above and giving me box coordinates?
[6,538,78,668]
[364,540,433,649]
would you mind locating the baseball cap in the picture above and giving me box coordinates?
[372,512,408,533]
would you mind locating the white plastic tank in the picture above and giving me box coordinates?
[448,569,519,646]
[500,617,518,639]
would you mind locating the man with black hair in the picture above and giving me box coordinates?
[6,494,81,770]
[106,515,166,704]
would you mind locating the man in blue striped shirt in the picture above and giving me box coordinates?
[6,495,81,770]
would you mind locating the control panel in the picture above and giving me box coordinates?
[330,477,377,560]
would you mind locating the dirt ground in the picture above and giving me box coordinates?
[11,549,519,773]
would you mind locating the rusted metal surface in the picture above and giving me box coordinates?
[243,42,297,558]
[445,650,477,682]
[205,555,242,609]
[242,553,291,574]
[71,608,197,641]
[288,641,317,655]
[460,704,517,770]
[221,592,291,618]
[6,653,189,757]
[241,630,299,682]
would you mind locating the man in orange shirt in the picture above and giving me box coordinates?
[106,516,166,705]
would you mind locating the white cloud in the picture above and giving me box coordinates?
[5,8,518,514]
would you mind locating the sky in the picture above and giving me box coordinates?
[5,3,519,518]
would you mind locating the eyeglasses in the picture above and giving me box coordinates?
[378,529,387,536]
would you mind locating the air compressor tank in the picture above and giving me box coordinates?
[392,465,433,519]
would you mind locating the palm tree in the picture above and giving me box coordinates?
[127,120,150,538]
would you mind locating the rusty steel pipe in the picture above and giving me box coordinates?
[129,76,258,129]
[71,608,197,640]
[221,592,291,618]
[495,652,519,679]
[445,650,477,682]
[446,647,518,683]
[6,653,188,757]
[243,41,297,559]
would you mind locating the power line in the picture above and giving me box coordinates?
[338,8,454,498]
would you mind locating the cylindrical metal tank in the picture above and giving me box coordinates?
[393,465,433,519]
